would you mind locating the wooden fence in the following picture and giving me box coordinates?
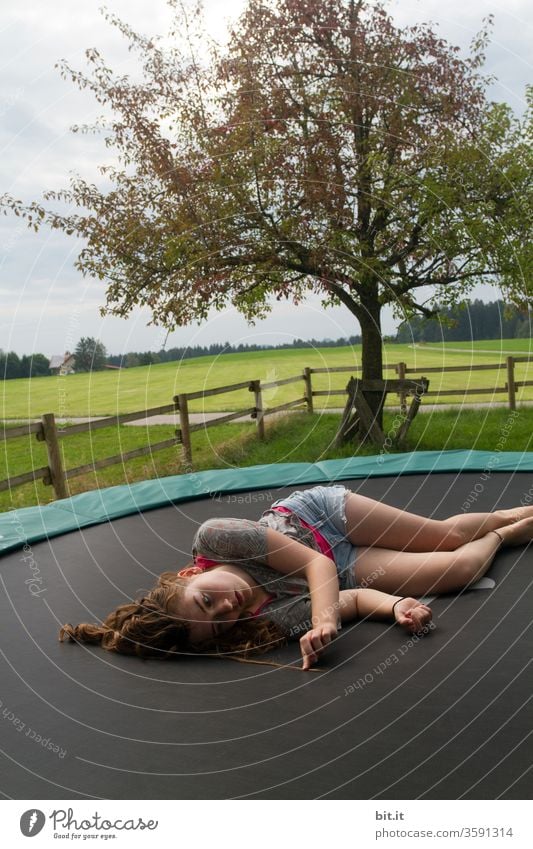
[0,402,180,500]
[1,355,532,501]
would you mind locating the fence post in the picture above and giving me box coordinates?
[250,380,265,440]
[506,356,516,411]
[303,367,314,414]
[396,361,407,416]
[40,413,67,500]
[176,394,193,470]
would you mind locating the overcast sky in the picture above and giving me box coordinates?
[1,0,531,357]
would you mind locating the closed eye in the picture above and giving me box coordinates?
[195,595,217,639]
[194,596,209,619]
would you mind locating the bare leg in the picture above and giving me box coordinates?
[344,492,530,553]
[353,516,533,596]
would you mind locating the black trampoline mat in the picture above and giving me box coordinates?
[1,472,532,800]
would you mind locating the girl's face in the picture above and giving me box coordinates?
[168,568,253,645]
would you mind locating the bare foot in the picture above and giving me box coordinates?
[496,516,533,546]
[498,506,533,525]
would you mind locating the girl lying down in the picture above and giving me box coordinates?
[60,485,533,670]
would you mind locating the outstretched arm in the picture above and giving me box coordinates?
[338,588,433,634]
[265,528,340,670]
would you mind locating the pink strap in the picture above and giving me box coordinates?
[271,505,334,561]
[193,555,219,571]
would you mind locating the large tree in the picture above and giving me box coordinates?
[2,0,531,430]
[74,337,108,372]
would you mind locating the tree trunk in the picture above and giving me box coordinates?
[358,286,384,438]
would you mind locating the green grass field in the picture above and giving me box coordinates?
[0,420,248,511]
[1,339,531,512]
[1,339,532,419]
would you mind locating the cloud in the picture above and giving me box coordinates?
[1,299,100,317]
[391,0,531,108]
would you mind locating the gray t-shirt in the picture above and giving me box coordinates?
[192,510,336,640]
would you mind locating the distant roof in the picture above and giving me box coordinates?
[48,353,75,368]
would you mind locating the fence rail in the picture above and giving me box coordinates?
[64,438,179,480]
[404,363,507,374]
[0,466,50,493]
[1,422,42,441]
[187,408,256,433]
[183,381,251,401]
[59,403,178,436]
[1,355,532,501]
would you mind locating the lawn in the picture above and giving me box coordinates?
[1,338,532,418]
[1,406,531,513]
[0,420,250,512]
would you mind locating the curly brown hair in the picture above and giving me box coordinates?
[59,570,290,667]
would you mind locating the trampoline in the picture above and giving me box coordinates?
[0,451,531,800]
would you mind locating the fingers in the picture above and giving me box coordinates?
[302,650,316,671]
[300,625,336,670]
[301,634,324,669]
[401,605,432,634]
[300,635,318,670]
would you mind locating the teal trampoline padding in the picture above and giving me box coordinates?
[1,449,531,555]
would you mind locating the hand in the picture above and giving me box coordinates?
[393,598,432,634]
[300,622,337,670]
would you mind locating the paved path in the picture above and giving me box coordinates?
[3,401,531,429]
[122,401,531,426]
[408,344,531,355]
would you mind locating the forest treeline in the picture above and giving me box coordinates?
[108,300,531,366]
[396,299,531,343]
[106,334,364,367]
[1,300,530,378]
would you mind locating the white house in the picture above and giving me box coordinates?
[48,352,76,375]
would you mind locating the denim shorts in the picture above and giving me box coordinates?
[270,485,358,591]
